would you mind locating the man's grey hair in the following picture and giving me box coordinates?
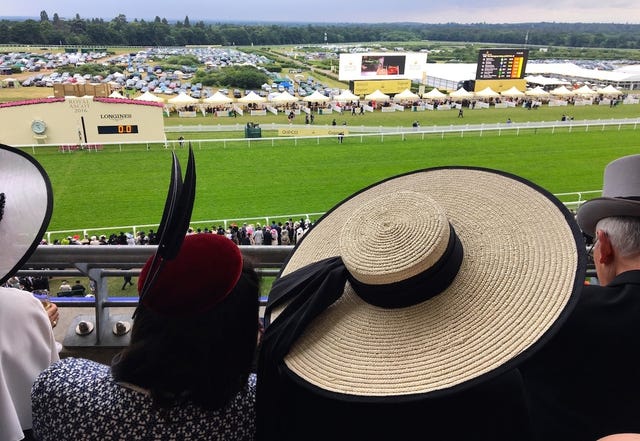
[596,216,640,257]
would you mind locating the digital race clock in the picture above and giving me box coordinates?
[97,124,139,135]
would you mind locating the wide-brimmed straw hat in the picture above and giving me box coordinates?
[264,167,586,399]
[576,154,640,237]
[0,144,53,285]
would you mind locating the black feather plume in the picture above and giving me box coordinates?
[136,146,196,311]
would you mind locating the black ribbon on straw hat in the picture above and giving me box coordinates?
[135,145,196,317]
[264,224,464,366]
[0,144,53,285]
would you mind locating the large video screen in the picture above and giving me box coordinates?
[475,49,529,80]
[360,55,406,76]
[339,53,427,81]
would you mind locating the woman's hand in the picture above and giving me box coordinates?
[46,302,59,328]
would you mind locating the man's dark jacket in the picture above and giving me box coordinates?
[520,270,640,441]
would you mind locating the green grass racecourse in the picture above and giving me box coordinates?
[19,103,640,238]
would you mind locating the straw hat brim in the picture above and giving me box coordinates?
[269,167,585,398]
[0,144,53,285]
[576,197,640,237]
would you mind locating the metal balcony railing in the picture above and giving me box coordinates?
[19,244,596,349]
[19,245,292,348]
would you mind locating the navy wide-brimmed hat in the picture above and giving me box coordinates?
[577,154,640,237]
[0,144,53,285]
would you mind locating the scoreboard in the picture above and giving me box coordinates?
[97,124,140,135]
[0,96,166,146]
[476,49,529,80]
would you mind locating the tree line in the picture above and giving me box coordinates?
[1,12,639,49]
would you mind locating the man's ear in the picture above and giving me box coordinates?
[597,230,614,264]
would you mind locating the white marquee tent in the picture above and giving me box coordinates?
[135,91,164,102]
[333,89,359,102]
[449,87,474,100]
[304,90,330,103]
[393,88,420,102]
[168,92,199,105]
[423,88,447,99]
[596,84,622,95]
[203,91,233,104]
[525,86,550,97]
[237,91,267,104]
[364,89,390,101]
[500,86,525,98]
[550,85,575,96]
[475,87,500,99]
[573,85,597,96]
[270,91,298,104]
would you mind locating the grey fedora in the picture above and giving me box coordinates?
[577,154,640,237]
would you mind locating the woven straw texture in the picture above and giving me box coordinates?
[276,168,578,396]
[340,191,450,285]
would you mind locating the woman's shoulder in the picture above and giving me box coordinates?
[40,357,109,377]
[33,357,112,399]
[32,362,257,441]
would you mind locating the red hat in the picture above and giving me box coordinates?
[138,234,243,316]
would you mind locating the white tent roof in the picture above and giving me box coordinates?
[524,75,570,86]
[475,86,500,98]
[333,89,359,102]
[525,86,550,97]
[237,91,266,103]
[168,92,199,105]
[550,85,575,96]
[423,88,447,99]
[364,89,390,101]
[573,85,597,96]
[108,90,125,99]
[393,88,420,101]
[304,90,330,103]
[270,91,298,103]
[449,87,474,99]
[500,86,525,98]
[596,84,622,95]
[135,91,164,102]
[203,91,233,104]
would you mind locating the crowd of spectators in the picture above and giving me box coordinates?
[44,218,314,248]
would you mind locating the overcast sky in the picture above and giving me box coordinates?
[1,1,639,24]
